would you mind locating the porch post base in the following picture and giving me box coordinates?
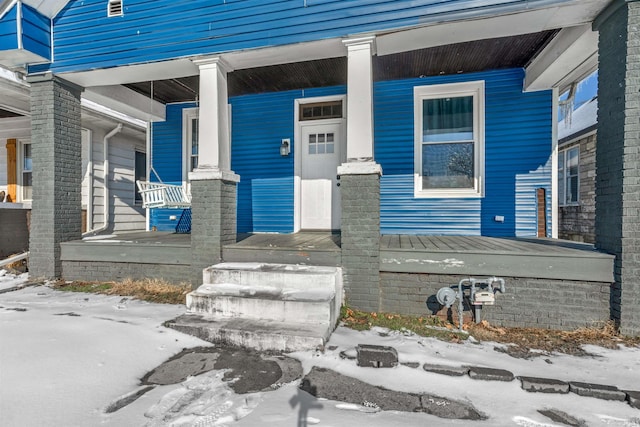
[340,167,381,312]
[190,177,237,286]
[27,74,83,280]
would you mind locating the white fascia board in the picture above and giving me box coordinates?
[222,38,345,70]
[525,25,599,92]
[81,98,148,130]
[83,85,165,122]
[376,0,609,57]
[60,58,199,88]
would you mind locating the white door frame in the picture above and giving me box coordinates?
[293,94,346,232]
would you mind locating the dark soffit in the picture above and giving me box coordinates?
[124,30,557,104]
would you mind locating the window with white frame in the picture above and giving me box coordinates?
[414,81,484,198]
[182,108,199,180]
[558,146,579,206]
[19,141,32,201]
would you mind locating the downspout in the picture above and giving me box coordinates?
[86,129,93,231]
[83,124,123,236]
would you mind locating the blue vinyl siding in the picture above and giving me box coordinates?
[376,68,552,236]
[148,102,193,231]
[37,0,568,74]
[150,71,550,236]
[231,86,345,233]
[20,4,51,61]
[150,207,188,232]
[0,3,51,60]
[0,5,19,51]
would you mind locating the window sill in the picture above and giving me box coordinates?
[414,188,483,199]
[0,202,31,209]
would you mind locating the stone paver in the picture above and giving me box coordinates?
[519,376,570,394]
[538,408,586,427]
[423,363,469,376]
[569,382,626,401]
[356,344,398,368]
[624,390,640,409]
[468,366,514,382]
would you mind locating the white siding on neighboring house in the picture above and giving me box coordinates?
[87,124,146,232]
[0,116,145,232]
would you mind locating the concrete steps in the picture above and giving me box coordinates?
[170,262,343,351]
[167,315,331,352]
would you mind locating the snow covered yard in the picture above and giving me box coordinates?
[1,271,640,427]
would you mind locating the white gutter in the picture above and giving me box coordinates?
[85,129,93,231]
[0,251,28,268]
[551,87,559,239]
[83,123,122,236]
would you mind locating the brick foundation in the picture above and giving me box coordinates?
[62,260,192,285]
[380,272,611,330]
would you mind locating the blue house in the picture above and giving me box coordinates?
[1,0,639,338]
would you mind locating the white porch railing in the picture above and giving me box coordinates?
[136,181,191,209]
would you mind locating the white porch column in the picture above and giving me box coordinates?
[341,36,378,165]
[191,57,238,181]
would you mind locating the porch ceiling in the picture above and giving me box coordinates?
[124,30,557,103]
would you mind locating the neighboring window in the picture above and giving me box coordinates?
[107,0,123,17]
[414,81,485,198]
[20,141,32,201]
[182,108,199,180]
[300,100,343,121]
[134,151,146,204]
[558,146,579,206]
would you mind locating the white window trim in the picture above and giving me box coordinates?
[17,139,31,202]
[182,107,199,183]
[558,145,579,207]
[413,80,485,198]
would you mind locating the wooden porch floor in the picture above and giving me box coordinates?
[61,231,614,283]
[379,235,613,283]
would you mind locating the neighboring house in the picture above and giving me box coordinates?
[1,0,639,336]
[0,65,148,258]
[557,96,598,244]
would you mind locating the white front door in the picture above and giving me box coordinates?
[301,122,343,230]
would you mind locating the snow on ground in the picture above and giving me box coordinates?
[0,269,29,292]
[1,272,640,427]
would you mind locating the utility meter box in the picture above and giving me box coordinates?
[473,291,495,305]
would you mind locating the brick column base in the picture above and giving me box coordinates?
[190,178,237,286]
[340,172,381,312]
[27,75,83,280]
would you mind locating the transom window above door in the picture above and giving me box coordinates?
[300,100,343,121]
[308,132,335,155]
